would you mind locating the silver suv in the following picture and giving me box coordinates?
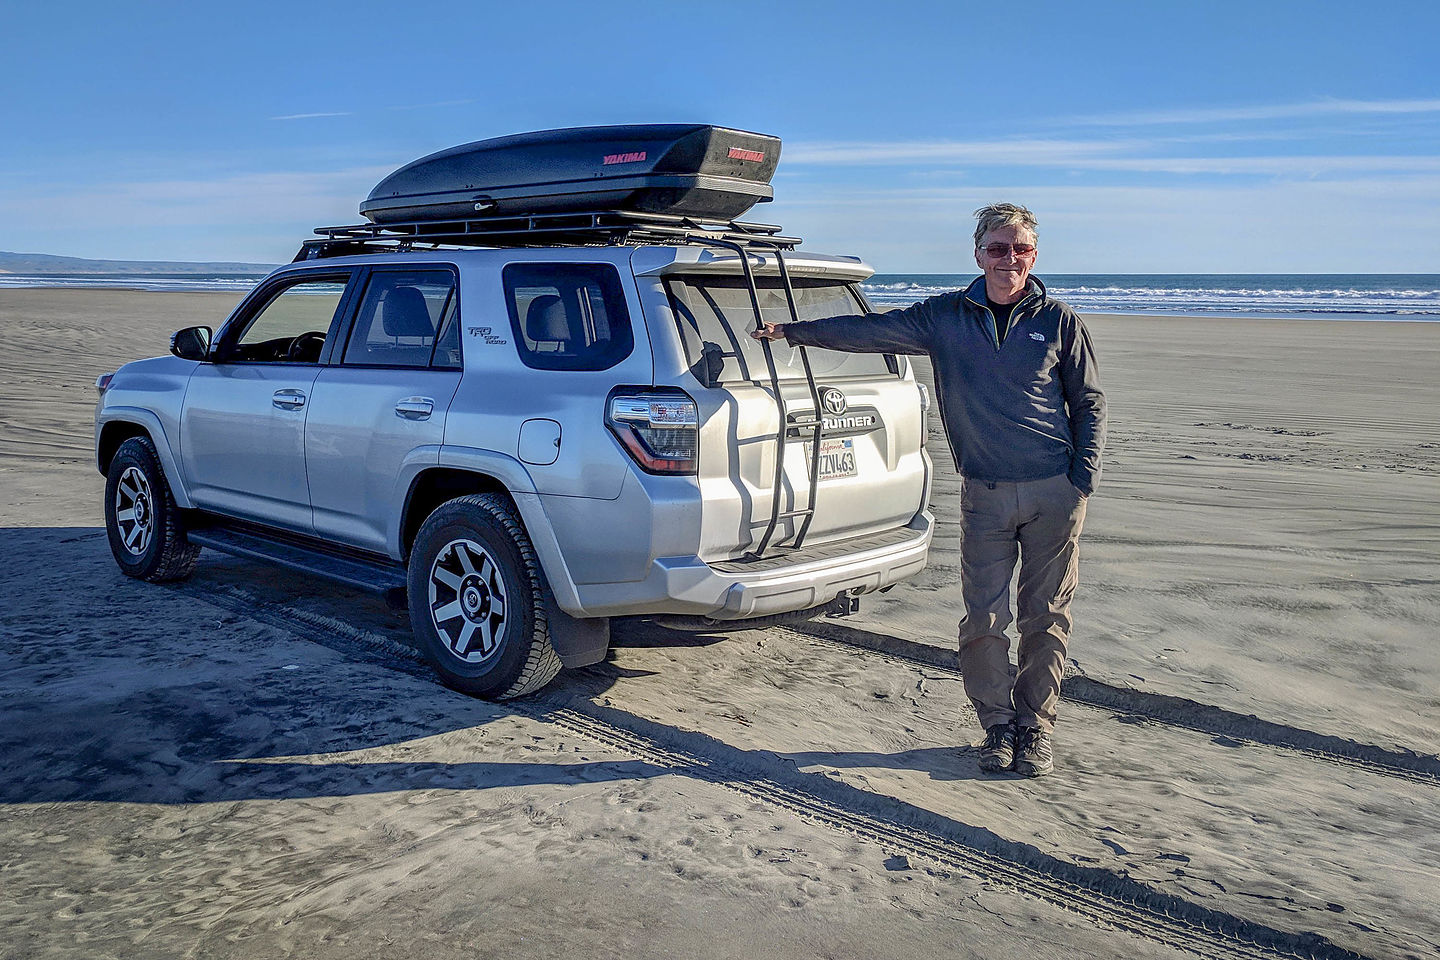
[95,218,934,699]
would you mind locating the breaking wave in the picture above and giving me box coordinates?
[0,274,265,294]
[862,275,1440,319]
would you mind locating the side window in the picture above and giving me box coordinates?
[230,275,349,362]
[503,263,634,371]
[342,269,459,368]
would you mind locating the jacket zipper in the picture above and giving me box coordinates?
[970,291,1038,351]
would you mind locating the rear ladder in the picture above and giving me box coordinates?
[693,238,826,559]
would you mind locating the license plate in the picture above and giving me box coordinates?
[807,437,857,481]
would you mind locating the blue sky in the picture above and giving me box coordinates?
[2,0,1437,273]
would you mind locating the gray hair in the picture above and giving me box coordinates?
[972,203,1038,247]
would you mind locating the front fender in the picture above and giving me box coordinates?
[96,407,194,509]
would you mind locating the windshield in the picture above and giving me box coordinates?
[664,275,899,385]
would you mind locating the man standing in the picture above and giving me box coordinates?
[752,203,1105,777]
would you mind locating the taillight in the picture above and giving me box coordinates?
[95,372,115,397]
[606,390,698,475]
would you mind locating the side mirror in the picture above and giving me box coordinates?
[171,325,212,361]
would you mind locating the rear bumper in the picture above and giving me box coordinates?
[568,510,933,619]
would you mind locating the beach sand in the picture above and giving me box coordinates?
[2,287,1438,959]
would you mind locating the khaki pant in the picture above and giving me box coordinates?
[957,473,1087,733]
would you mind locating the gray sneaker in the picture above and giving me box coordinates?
[977,723,1016,772]
[1014,725,1054,777]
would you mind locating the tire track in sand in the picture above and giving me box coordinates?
[187,584,1370,960]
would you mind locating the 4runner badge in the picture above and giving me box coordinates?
[808,388,877,435]
[468,326,508,345]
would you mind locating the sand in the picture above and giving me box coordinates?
[1,287,1438,959]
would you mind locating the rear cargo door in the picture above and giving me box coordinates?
[660,273,928,559]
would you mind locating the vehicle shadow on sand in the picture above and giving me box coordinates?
[0,527,659,806]
[0,527,996,809]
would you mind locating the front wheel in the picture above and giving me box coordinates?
[104,436,200,582]
[407,493,561,699]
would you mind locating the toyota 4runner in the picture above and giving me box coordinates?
[94,125,934,698]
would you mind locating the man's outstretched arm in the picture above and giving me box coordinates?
[750,298,939,355]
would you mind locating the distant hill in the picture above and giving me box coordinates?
[0,251,277,275]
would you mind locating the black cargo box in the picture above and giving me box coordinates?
[360,124,781,224]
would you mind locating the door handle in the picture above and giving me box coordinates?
[395,397,435,421]
[272,389,307,410]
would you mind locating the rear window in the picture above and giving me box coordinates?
[664,275,898,385]
[503,263,634,371]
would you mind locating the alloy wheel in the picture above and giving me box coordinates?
[113,466,155,557]
[427,537,509,663]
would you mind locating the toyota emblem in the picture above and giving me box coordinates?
[821,388,847,416]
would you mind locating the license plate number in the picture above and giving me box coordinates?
[808,438,857,481]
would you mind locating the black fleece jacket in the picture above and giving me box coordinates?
[782,276,1107,495]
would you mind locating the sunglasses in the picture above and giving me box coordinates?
[980,242,1036,258]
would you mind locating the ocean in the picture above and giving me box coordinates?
[2,271,1438,321]
[863,274,1440,321]
[0,273,269,294]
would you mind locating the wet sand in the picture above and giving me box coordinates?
[2,287,1438,959]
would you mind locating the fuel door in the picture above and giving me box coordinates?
[519,418,561,465]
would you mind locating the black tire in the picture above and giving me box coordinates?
[104,435,201,582]
[407,493,561,699]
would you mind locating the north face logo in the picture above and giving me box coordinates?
[1029,332,1046,341]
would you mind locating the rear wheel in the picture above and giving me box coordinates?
[407,493,561,699]
[104,436,200,582]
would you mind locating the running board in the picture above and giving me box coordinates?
[186,524,408,608]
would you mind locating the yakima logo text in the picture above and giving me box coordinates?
[602,151,647,165]
[727,147,766,163]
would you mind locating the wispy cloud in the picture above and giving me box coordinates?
[770,178,1440,272]
[776,176,1440,208]
[1066,98,1440,127]
[1056,155,1440,175]
[272,99,474,120]
[785,138,1141,165]
[0,165,401,259]
[0,166,393,226]
[271,111,353,121]
[785,137,1440,178]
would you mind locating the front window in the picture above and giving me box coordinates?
[664,274,897,384]
[230,274,349,362]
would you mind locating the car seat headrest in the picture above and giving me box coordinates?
[380,287,435,338]
[524,294,573,342]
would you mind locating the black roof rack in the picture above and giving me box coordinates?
[294,209,801,261]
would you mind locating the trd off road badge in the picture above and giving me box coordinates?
[468,326,508,345]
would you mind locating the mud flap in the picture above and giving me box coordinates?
[544,589,610,668]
